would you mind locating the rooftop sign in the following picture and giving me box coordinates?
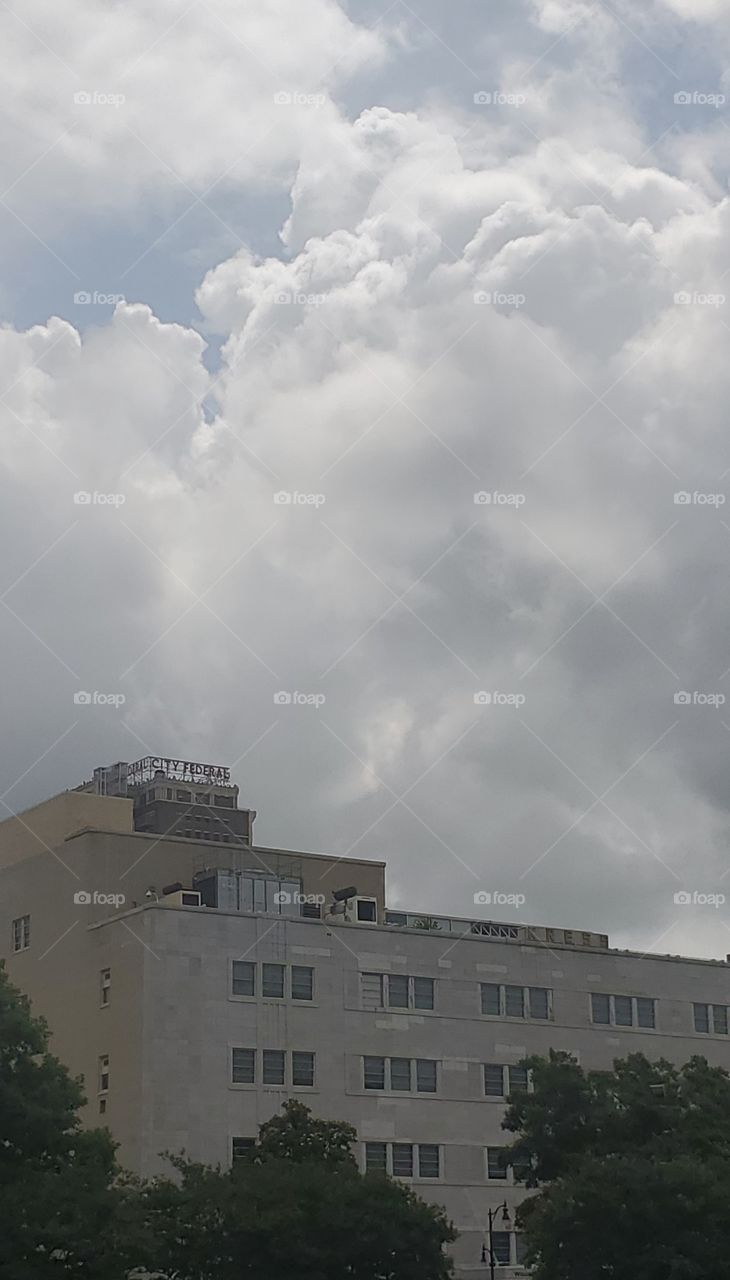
[127,756,231,786]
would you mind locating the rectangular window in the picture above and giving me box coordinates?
[487,1147,508,1180]
[417,1144,440,1178]
[98,1055,109,1093]
[508,1065,529,1094]
[232,960,255,996]
[529,987,549,1019]
[614,995,633,1026]
[176,789,191,801]
[365,1142,387,1173]
[694,1003,710,1033]
[262,963,285,998]
[491,1232,511,1266]
[713,1005,728,1035]
[232,1137,255,1161]
[505,985,525,1018]
[100,968,111,1007]
[591,992,611,1024]
[390,1058,412,1091]
[262,1050,285,1085]
[481,983,501,1015]
[11,915,30,953]
[292,1051,315,1087]
[387,974,409,1008]
[413,976,434,1009]
[484,1063,505,1097]
[636,998,656,1029]
[392,1143,413,1177]
[360,972,384,1009]
[232,1048,255,1084]
[364,1056,386,1090]
[291,965,314,1001]
[416,1059,438,1093]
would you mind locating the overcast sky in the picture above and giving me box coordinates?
[2,0,730,959]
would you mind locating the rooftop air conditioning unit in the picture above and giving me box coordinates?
[345,895,377,924]
[162,890,201,908]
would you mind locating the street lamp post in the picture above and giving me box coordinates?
[480,1201,511,1280]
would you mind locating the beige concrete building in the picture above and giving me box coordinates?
[2,759,730,1276]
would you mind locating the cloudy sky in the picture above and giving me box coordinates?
[2,0,730,959]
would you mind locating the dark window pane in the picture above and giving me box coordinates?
[232,1137,255,1161]
[636,998,655,1029]
[291,965,313,1000]
[481,983,501,1015]
[418,1144,440,1178]
[614,995,633,1026]
[262,1049,285,1085]
[591,993,610,1024]
[508,1065,529,1094]
[529,987,549,1019]
[292,1052,314,1086]
[713,1005,728,1035]
[232,960,255,996]
[262,963,285,998]
[505,986,524,1018]
[484,1063,505,1097]
[491,1232,511,1265]
[392,1143,413,1177]
[416,1059,437,1093]
[390,1058,412,1091]
[232,1048,255,1084]
[364,1056,385,1089]
[388,974,409,1007]
[365,1142,387,1172]
[487,1147,508,1180]
[413,977,434,1009]
[694,1003,710,1033]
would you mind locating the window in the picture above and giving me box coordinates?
[291,965,313,1001]
[176,789,191,801]
[99,1098,106,1115]
[418,1144,440,1178]
[484,1063,505,1097]
[416,1059,437,1093]
[487,1147,508,1180]
[195,792,209,804]
[356,899,377,922]
[392,1143,414,1177]
[11,915,30,953]
[232,1137,255,1161]
[292,1051,315,1087]
[591,993,657,1029]
[262,963,285,998]
[232,1048,255,1084]
[388,974,409,1007]
[694,1003,728,1034]
[100,968,111,1007]
[362,972,435,1010]
[413,977,435,1010]
[98,1055,109,1093]
[364,1056,386,1090]
[360,972,384,1009]
[263,1050,285,1085]
[390,1058,412,1091]
[508,1065,529,1094]
[216,794,234,807]
[365,1142,387,1172]
[491,1232,511,1266]
[232,961,255,996]
[481,982,552,1020]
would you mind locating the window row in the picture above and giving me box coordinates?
[590,993,655,1028]
[232,1048,315,1087]
[480,983,550,1020]
[363,1056,438,1093]
[232,961,313,1001]
[361,972,434,1010]
[694,1002,728,1035]
[364,1141,441,1179]
[484,1063,531,1097]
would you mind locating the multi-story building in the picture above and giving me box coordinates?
[2,758,730,1276]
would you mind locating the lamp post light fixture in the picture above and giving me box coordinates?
[480,1201,511,1279]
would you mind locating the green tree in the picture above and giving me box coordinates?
[142,1100,456,1279]
[503,1050,730,1280]
[0,961,132,1279]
